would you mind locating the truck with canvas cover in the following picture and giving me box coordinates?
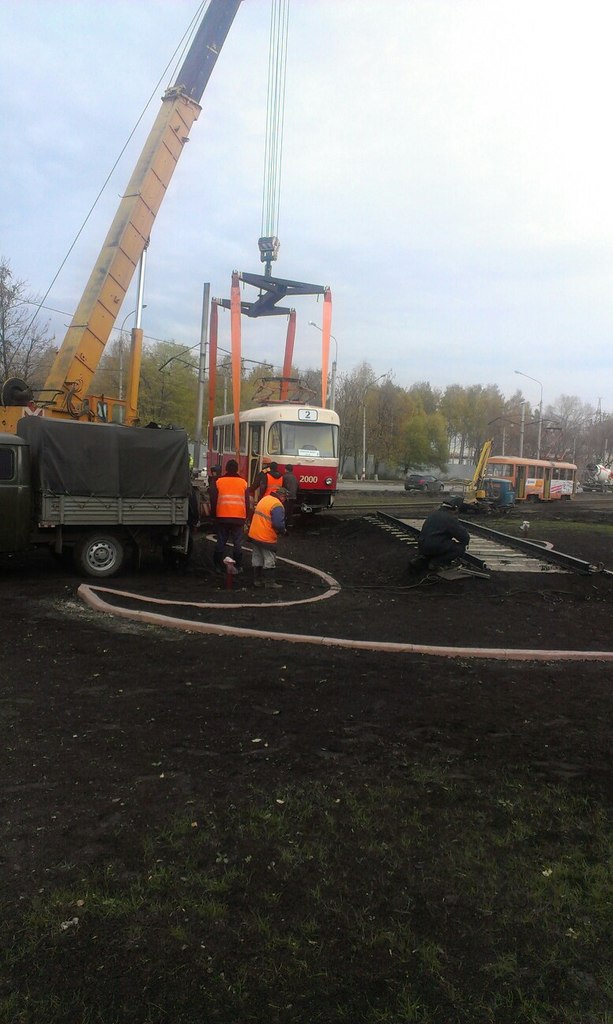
[0,417,192,577]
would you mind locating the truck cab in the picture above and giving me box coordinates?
[0,432,32,554]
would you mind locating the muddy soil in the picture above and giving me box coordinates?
[1,507,611,1021]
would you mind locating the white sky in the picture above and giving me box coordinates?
[2,0,613,411]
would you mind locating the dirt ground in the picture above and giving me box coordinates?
[1,506,612,1020]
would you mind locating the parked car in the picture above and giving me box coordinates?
[404,472,444,493]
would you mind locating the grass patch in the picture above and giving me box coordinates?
[2,767,611,1023]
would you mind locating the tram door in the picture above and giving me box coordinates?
[542,467,552,500]
[515,464,527,500]
[247,423,264,487]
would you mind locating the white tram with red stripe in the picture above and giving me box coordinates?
[209,400,340,513]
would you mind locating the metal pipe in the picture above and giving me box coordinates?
[193,283,210,471]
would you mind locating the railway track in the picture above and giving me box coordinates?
[332,493,613,519]
[368,511,613,577]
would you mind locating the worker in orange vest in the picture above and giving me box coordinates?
[247,486,288,589]
[254,460,285,502]
[210,459,251,575]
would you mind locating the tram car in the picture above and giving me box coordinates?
[485,456,577,501]
[208,403,340,513]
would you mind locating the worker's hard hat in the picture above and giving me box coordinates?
[272,487,288,498]
[441,494,463,510]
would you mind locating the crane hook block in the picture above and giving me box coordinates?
[258,236,280,264]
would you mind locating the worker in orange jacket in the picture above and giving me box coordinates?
[247,487,288,589]
[210,459,251,575]
[254,461,285,502]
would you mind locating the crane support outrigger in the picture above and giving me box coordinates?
[1,0,242,434]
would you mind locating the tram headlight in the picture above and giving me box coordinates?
[325,476,333,486]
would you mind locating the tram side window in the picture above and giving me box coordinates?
[553,466,561,479]
[0,449,15,480]
[268,422,281,455]
[489,463,514,478]
[239,423,247,455]
[213,425,222,452]
[222,424,235,452]
[251,425,262,456]
[528,465,538,478]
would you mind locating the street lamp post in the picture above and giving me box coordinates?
[362,373,388,479]
[308,321,337,410]
[519,401,526,457]
[515,370,543,458]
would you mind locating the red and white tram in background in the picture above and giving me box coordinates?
[209,403,340,512]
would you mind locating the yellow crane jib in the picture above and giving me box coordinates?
[1,0,242,433]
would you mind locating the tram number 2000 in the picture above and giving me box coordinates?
[299,475,319,484]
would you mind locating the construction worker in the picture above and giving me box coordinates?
[248,486,288,589]
[412,494,470,572]
[210,459,251,575]
[254,460,285,502]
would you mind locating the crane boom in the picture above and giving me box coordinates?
[2,0,241,431]
[464,439,493,504]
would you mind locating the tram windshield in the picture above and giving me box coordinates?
[268,421,339,458]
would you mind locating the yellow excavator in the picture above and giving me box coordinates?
[461,439,515,513]
[1,0,242,434]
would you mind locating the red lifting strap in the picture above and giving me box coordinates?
[281,310,296,402]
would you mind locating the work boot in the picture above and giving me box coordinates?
[263,569,282,590]
[213,551,225,576]
[253,566,264,588]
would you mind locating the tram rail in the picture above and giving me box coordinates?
[372,511,613,577]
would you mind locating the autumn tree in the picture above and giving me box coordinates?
[136,341,199,431]
[0,257,56,391]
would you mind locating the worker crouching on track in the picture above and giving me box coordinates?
[210,460,251,575]
[248,486,288,589]
[413,494,470,572]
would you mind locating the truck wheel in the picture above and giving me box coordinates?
[75,533,125,578]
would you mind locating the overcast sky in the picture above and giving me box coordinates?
[3,0,613,412]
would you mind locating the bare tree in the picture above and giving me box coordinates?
[0,258,55,389]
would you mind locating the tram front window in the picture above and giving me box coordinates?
[272,422,338,458]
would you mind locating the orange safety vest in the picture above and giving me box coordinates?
[215,475,249,519]
[263,471,284,497]
[248,495,283,545]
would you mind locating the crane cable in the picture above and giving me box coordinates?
[261,0,290,247]
[24,2,210,338]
